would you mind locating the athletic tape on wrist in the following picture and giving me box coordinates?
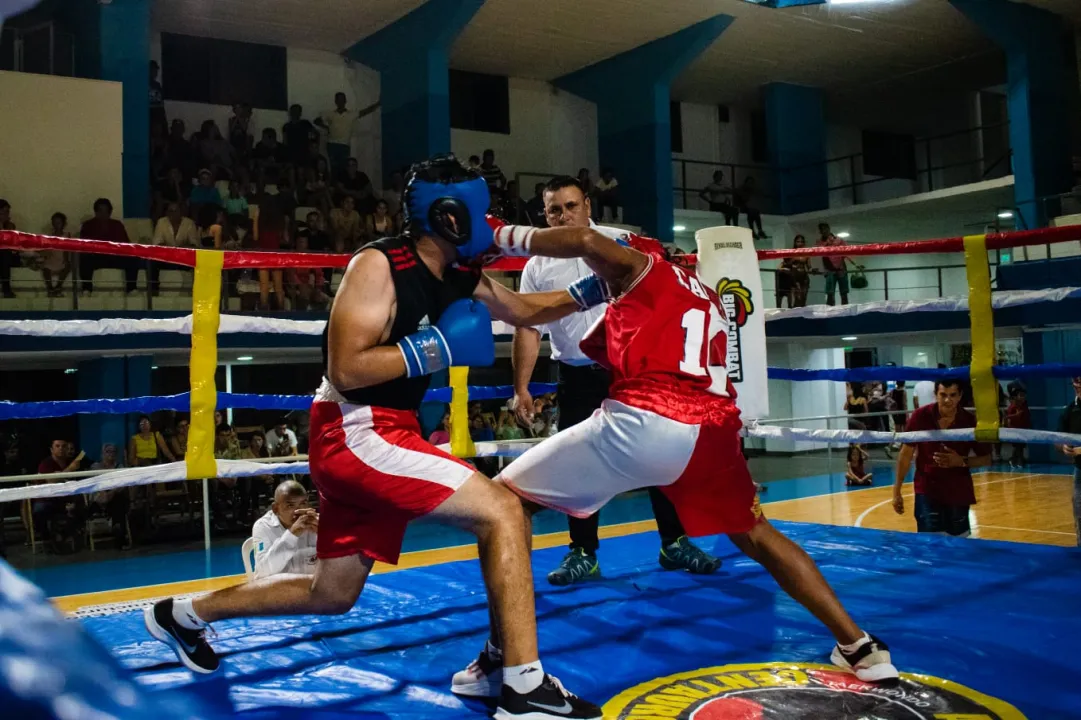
[398,327,451,377]
[494,225,535,256]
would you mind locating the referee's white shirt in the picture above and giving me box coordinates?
[519,222,628,366]
[252,509,317,578]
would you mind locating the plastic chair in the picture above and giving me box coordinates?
[241,536,256,578]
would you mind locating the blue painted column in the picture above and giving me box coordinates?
[555,16,733,242]
[951,0,1075,229]
[77,358,126,462]
[100,0,152,218]
[763,83,828,215]
[347,0,484,178]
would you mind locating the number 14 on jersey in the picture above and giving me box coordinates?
[672,265,730,396]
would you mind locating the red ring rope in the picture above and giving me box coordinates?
[3,224,1080,271]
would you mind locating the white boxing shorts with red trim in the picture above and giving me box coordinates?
[499,399,762,536]
[309,380,475,564]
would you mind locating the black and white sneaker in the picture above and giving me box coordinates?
[494,674,602,719]
[143,598,220,674]
[450,647,504,697]
[830,633,898,683]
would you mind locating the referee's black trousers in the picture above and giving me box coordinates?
[556,362,687,554]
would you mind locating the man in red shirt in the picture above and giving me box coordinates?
[33,439,85,541]
[78,198,136,294]
[892,379,992,536]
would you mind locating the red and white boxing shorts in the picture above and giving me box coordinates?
[499,399,762,536]
[309,380,475,564]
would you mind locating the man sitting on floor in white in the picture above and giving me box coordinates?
[252,480,318,579]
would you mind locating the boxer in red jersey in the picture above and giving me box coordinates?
[454,222,899,688]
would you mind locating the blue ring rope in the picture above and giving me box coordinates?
[2,362,1079,421]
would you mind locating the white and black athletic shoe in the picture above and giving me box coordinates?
[494,674,602,720]
[830,634,898,684]
[450,647,504,697]
[143,598,219,674]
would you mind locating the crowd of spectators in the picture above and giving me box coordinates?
[0,410,308,557]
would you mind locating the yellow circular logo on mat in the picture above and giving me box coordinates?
[603,663,1026,719]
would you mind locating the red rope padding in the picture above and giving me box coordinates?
[3,224,1081,271]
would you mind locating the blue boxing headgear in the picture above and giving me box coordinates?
[403,154,493,260]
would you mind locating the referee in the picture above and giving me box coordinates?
[512,176,719,586]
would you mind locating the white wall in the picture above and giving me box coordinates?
[451,78,597,192]
[0,70,124,230]
[150,36,382,184]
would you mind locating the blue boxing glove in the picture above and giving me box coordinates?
[568,274,612,310]
[398,299,496,377]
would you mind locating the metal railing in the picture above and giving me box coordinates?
[673,123,1012,214]
[0,23,75,76]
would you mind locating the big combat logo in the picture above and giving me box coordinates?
[714,279,754,383]
[604,663,1025,720]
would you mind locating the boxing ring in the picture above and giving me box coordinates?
[1,226,1081,718]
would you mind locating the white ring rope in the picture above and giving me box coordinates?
[3,426,1075,504]
[763,286,1081,321]
[0,286,1078,338]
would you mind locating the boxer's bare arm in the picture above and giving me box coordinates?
[326,249,407,391]
[473,273,580,327]
[510,225,649,290]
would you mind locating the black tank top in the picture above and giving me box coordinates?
[322,235,482,410]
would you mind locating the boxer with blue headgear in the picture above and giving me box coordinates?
[403,153,494,261]
[143,146,603,720]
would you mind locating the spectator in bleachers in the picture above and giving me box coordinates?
[329,194,363,253]
[496,406,526,440]
[152,202,199,248]
[283,105,317,168]
[735,177,768,240]
[79,198,136,295]
[888,380,908,451]
[778,235,812,308]
[525,182,547,227]
[285,232,329,311]
[266,419,299,458]
[35,439,86,552]
[303,210,330,253]
[467,154,481,172]
[818,223,861,306]
[40,212,72,297]
[198,121,235,179]
[254,178,290,311]
[0,199,16,298]
[190,169,224,215]
[224,180,250,224]
[149,61,166,132]
[383,171,405,220]
[88,443,131,549]
[480,149,506,195]
[1058,376,1081,545]
[168,416,189,461]
[227,103,253,162]
[366,198,396,240]
[428,411,451,446]
[594,168,619,223]
[336,158,371,203]
[252,480,317,579]
[301,161,333,218]
[500,180,527,225]
[166,120,197,179]
[251,128,287,175]
[699,170,737,225]
[128,415,176,467]
[317,92,354,179]
[154,167,192,221]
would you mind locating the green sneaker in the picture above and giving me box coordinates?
[546,548,600,586]
[658,536,721,574]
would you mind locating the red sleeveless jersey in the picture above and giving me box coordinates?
[580,256,740,425]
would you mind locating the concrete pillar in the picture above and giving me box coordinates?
[347,0,485,178]
[555,15,734,242]
[763,83,828,215]
[951,0,1076,229]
